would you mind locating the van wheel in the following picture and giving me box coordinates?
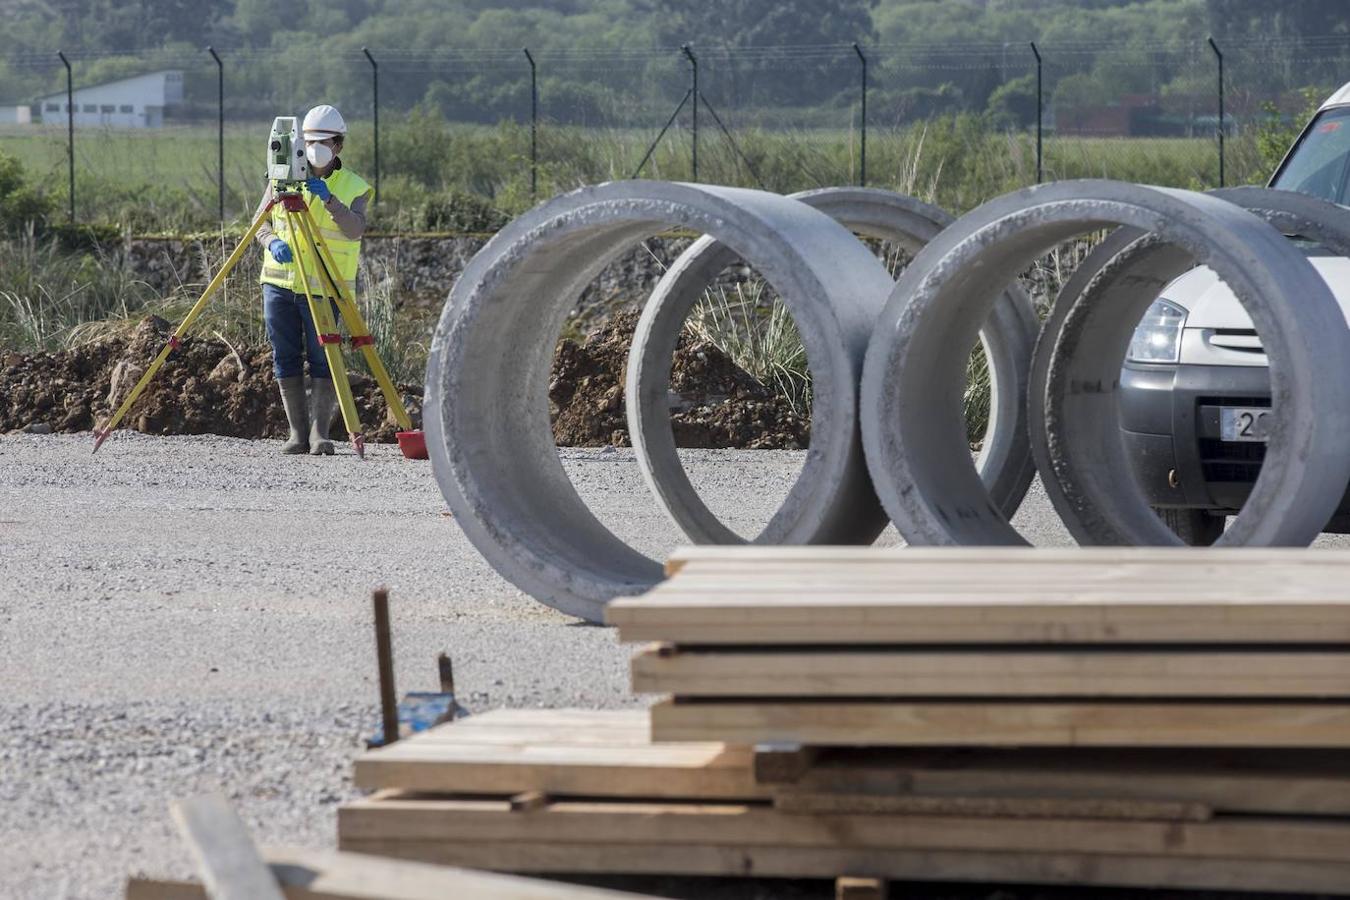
[1154,507,1226,546]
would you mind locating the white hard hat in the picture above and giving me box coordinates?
[302,104,347,140]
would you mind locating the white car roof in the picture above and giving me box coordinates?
[1322,82,1350,110]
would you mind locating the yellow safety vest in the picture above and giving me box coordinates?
[260,167,372,297]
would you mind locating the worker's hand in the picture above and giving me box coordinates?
[268,238,292,264]
[306,177,332,203]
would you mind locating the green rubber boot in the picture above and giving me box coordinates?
[309,376,337,456]
[277,376,309,454]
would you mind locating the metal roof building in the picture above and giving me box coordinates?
[35,69,183,128]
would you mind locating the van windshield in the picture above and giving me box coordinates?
[1272,106,1350,203]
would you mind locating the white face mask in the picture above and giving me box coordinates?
[306,142,334,169]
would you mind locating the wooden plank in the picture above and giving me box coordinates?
[664,545,1350,568]
[660,571,1350,591]
[650,698,1350,747]
[792,746,1350,815]
[169,795,285,900]
[608,594,1350,644]
[126,847,657,899]
[338,839,1350,893]
[631,646,1350,697]
[338,795,1350,862]
[354,713,759,798]
[772,792,1210,821]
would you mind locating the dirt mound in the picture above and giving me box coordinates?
[2,313,807,450]
[0,317,421,444]
[549,311,810,450]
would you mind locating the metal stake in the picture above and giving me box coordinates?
[362,48,380,199]
[1030,42,1043,185]
[57,50,73,224]
[682,44,698,181]
[1208,36,1225,188]
[524,48,538,201]
[853,43,867,187]
[206,46,223,224]
[373,588,399,746]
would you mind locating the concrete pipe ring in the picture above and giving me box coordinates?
[424,181,895,622]
[625,187,1040,544]
[859,180,1350,547]
[1036,187,1350,544]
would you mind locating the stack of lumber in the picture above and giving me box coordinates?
[620,547,1350,747]
[339,547,1350,895]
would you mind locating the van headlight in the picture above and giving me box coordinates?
[1126,298,1188,364]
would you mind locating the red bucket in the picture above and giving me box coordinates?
[396,430,428,460]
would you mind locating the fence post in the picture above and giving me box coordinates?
[362,47,380,199]
[853,43,867,187]
[524,47,537,201]
[1208,36,1225,188]
[57,50,73,223]
[206,46,224,224]
[1030,42,1043,185]
[682,44,698,181]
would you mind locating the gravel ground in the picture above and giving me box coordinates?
[0,432,1335,900]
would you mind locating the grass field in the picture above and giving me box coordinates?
[0,115,1270,233]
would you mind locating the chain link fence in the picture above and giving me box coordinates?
[1,38,1347,231]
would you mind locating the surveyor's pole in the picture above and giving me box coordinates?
[362,48,380,198]
[58,51,73,223]
[207,46,224,223]
[682,44,698,181]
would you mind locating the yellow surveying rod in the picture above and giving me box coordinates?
[290,207,413,431]
[92,201,273,453]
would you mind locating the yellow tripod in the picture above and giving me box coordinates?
[93,187,418,460]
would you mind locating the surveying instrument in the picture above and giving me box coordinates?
[92,116,424,459]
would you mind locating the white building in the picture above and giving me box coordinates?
[35,70,183,128]
[0,105,32,124]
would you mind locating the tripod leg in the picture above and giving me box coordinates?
[93,202,274,453]
[293,209,413,431]
[286,209,366,458]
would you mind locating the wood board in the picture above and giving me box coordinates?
[354,709,760,799]
[661,545,1350,575]
[339,793,1350,861]
[650,698,1350,747]
[336,839,1350,893]
[608,593,1350,644]
[631,645,1350,697]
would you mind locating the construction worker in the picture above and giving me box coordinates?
[254,104,373,455]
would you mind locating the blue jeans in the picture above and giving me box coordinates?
[263,284,339,379]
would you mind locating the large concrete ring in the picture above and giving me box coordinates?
[424,181,895,622]
[626,187,1040,544]
[1035,187,1350,544]
[860,180,1350,547]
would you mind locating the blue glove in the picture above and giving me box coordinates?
[306,177,332,202]
[268,238,292,263]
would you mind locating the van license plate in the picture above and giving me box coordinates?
[1220,407,1271,442]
